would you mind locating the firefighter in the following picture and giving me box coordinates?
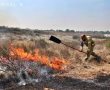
[80,35,99,61]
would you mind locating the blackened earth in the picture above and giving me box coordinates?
[1,75,110,90]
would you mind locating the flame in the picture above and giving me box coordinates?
[9,46,68,70]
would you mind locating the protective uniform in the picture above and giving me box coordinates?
[81,35,98,60]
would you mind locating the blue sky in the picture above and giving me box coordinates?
[0,0,110,31]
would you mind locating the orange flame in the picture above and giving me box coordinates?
[9,46,68,70]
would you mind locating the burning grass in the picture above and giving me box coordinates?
[10,46,68,70]
[0,39,70,72]
[0,36,110,90]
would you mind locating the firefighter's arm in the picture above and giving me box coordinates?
[88,40,95,49]
[92,41,95,47]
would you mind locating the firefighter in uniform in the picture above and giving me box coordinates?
[80,35,98,61]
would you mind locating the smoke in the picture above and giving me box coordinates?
[0,9,18,27]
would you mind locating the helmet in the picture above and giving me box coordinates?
[81,34,86,41]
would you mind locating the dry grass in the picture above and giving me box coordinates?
[105,40,110,49]
[0,36,110,80]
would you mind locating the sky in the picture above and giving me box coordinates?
[0,0,110,31]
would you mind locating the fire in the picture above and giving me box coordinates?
[9,46,68,70]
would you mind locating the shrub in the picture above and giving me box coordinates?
[72,35,79,39]
[106,41,110,49]
[60,49,71,59]
[35,39,49,49]
[0,41,10,57]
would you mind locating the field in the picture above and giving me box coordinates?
[0,27,110,90]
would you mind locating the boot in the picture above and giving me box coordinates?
[85,57,89,61]
[92,52,101,62]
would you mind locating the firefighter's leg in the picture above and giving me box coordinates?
[91,52,98,57]
[85,49,92,61]
[91,52,101,62]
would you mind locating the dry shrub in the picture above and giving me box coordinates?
[43,50,59,58]
[106,41,110,49]
[13,39,61,59]
[47,42,76,60]
[13,40,36,53]
[60,49,71,59]
[35,39,49,49]
[72,35,79,39]
[0,40,11,57]
[64,41,79,49]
